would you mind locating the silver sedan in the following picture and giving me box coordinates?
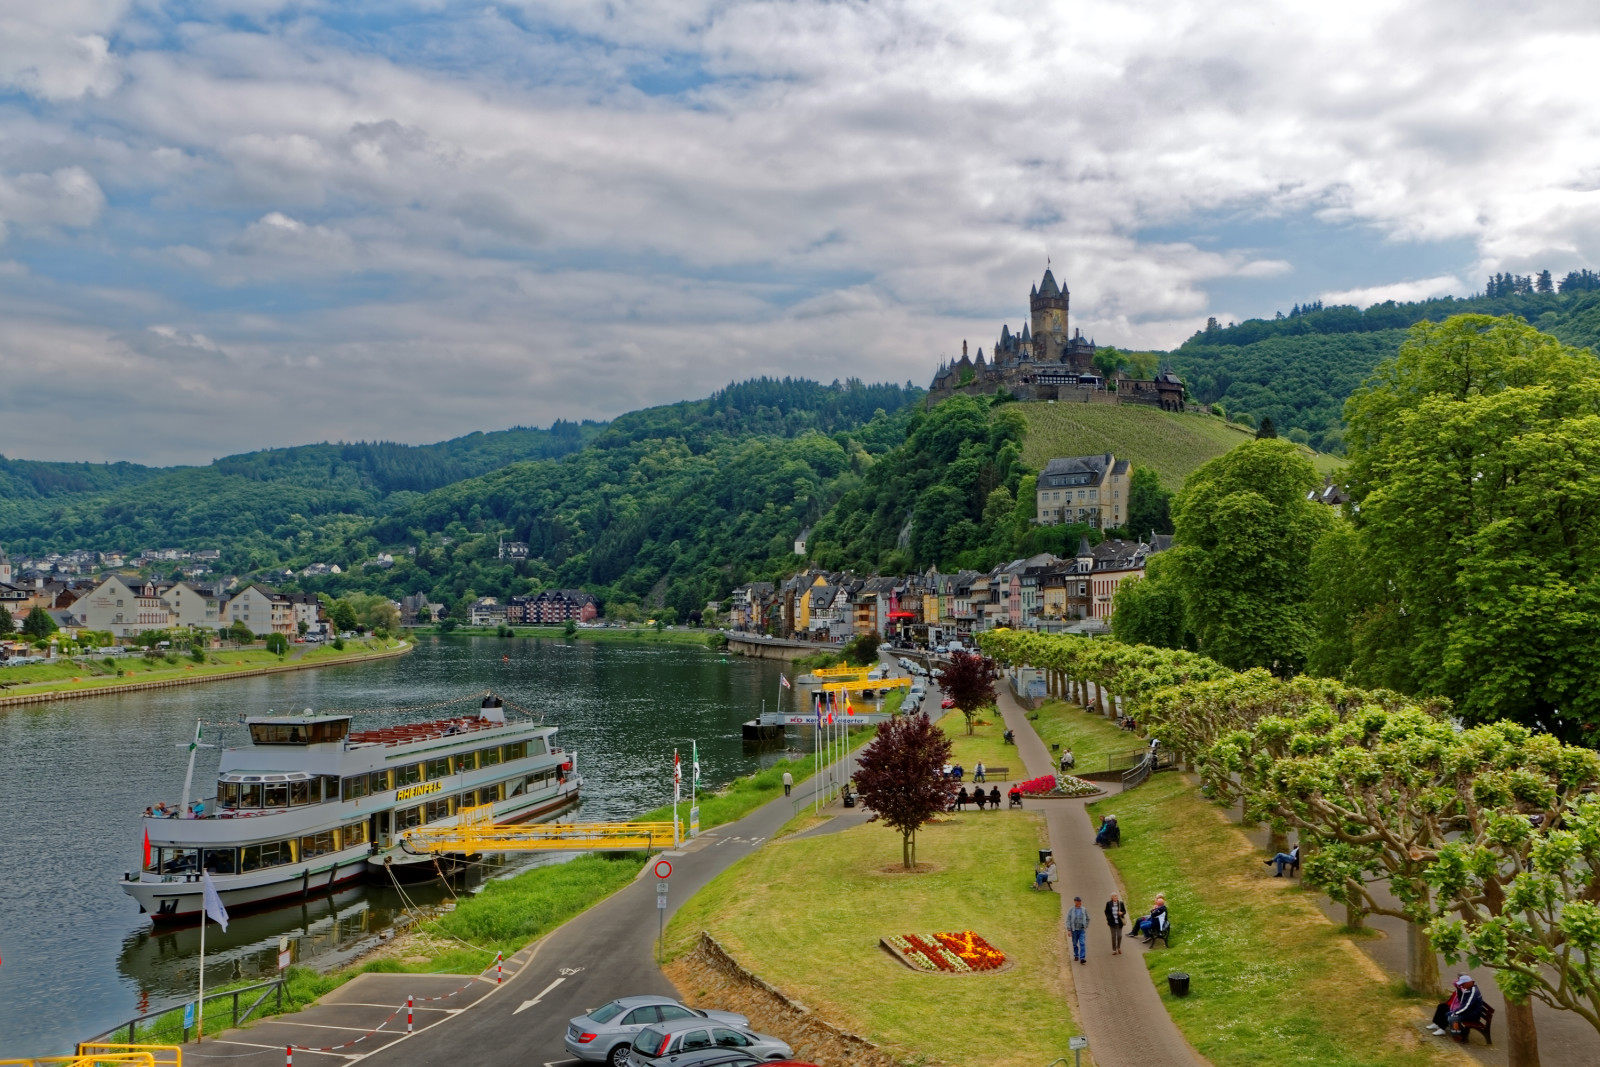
[564,997,750,1067]
[626,1018,793,1066]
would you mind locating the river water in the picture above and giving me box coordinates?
[0,635,799,1055]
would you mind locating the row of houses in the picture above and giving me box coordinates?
[465,589,600,627]
[731,533,1170,644]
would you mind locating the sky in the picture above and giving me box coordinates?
[3,1,1600,466]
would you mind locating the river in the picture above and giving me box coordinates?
[0,635,799,1055]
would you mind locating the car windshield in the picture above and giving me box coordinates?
[588,1001,627,1024]
[632,1028,666,1056]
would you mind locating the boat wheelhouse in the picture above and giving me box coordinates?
[121,696,580,922]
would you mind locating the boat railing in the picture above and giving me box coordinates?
[85,979,284,1046]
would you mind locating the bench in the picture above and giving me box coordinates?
[1454,1004,1495,1046]
[972,766,1008,781]
[1140,913,1171,947]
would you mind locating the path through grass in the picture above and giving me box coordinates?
[1088,774,1465,1067]
[1031,698,1144,773]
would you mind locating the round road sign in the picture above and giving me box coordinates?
[653,859,673,879]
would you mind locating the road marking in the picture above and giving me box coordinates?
[513,976,566,1015]
[544,1059,582,1066]
[205,1040,358,1060]
[558,966,585,976]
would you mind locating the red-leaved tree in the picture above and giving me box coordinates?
[852,712,956,868]
[939,649,999,734]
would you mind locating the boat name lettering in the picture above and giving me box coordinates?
[396,780,443,801]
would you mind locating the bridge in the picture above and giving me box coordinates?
[398,806,683,855]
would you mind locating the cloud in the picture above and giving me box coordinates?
[2,1,1600,462]
[1321,275,1466,308]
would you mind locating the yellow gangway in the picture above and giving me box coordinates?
[811,664,874,680]
[817,678,911,696]
[400,806,682,854]
[1,1045,181,1067]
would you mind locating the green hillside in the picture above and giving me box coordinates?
[1016,402,1335,488]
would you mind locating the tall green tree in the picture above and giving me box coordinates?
[1125,465,1173,539]
[0,604,12,635]
[1110,553,1188,650]
[1343,314,1600,738]
[1167,438,1332,674]
[22,606,57,640]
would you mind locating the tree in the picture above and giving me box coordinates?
[297,619,309,637]
[1255,416,1278,439]
[0,604,11,635]
[842,631,881,666]
[22,607,57,640]
[852,712,956,868]
[939,649,998,735]
[1125,466,1173,538]
[264,632,289,655]
[1166,438,1333,674]
[229,619,254,645]
[1536,269,1554,294]
[1110,555,1188,650]
[1343,314,1600,738]
[563,619,578,637]
[330,599,360,633]
[367,600,400,634]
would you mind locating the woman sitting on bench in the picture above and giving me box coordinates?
[989,786,1002,809]
[1033,860,1057,891]
[955,786,969,810]
[1431,976,1489,1040]
[1094,814,1120,848]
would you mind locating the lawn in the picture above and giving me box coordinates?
[1018,402,1340,489]
[664,814,1079,1067]
[939,713,1016,779]
[1031,699,1145,774]
[1087,774,1465,1067]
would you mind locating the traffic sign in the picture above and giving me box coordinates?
[653,859,673,879]
[656,882,669,895]
[656,894,668,909]
[1069,1036,1088,1050]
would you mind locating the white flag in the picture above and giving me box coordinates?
[201,871,229,931]
[692,741,701,786]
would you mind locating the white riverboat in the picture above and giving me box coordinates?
[120,695,581,923]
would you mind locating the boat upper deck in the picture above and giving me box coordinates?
[346,713,540,748]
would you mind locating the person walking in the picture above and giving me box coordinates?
[1066,896,1090,964]
[1105,893,1127,955]
[782,770,793,797]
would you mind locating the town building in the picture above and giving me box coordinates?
[224,585,297,636]
[1036,453,1132,529]
[162,581,223,630]
[927,269,1186,409]
[72,575,173,637]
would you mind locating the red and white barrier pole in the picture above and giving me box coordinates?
[495,952,503,984]
[286,1046,293,1067]
[407,995,414,1032]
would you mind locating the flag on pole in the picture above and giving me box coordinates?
[143,828,151,868]
[201,871,229,932]
[691,741,700,787]
[780,673,791,689]
[673,749,681,803]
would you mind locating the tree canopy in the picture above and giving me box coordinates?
[852,712,956,869]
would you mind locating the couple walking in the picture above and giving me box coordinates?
[1064,893,1130,963]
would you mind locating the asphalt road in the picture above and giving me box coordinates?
[358,660,915,1067]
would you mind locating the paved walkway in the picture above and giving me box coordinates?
[997,686,1208,1067]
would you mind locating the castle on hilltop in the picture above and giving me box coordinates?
[928,268,1186,410]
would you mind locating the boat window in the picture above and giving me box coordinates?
[263,783,289,808]
[394,763,422,787]
[425,757,451,780]
[529,737,547,756]
[300,831,337,859]
[480,746,502,766]
[290,780,315,806]
[218,782,240,809]
[341,821,369,847]
[240,840,292,871]
[451,751,477,774]
[525,771,547,791]
[322,775,341,802]
[342,776,369,801]
[159,848,198,874]
[240,783,262,808]
[503,741,526,761]
[202,848,238,875]
[507,777,525,796]
[394,806,422,830]
[369,769,393,793]
[424,797,452,822]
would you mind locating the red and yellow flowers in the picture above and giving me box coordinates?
[885,931,1006,973]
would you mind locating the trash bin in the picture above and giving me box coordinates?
[1038,849,1053,865]
[1167,972,1191,997]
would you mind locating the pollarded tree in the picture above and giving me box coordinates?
[939,649,999,735]
[852,712,956,868]
[1343,314,1600,739]
[1166,438,1333,675]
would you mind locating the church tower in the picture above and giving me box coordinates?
[1030,268,1069,363]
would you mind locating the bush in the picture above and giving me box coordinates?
[439,618,459,633]
[332,637,345,650]
[191,646,207,663]
[164,653,180,665]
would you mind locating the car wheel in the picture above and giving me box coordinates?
[606,1044,631,1067]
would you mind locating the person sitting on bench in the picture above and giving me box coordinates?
[974,761,987,783]
[974,788,987,810]
[1264,845,1299,877]
[1059,748,1075,771]
[1033,860,1057,891]
[989,786,1001,808]
[955,786,969,810]
[1431,976,1488,1039]
[1003,728,1015,744]
[1094,814,1120,848]
[1134,895,1167,940]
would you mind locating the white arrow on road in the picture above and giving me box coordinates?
[514,976,566,1015]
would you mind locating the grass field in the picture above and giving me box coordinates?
[940,713,1014,778]
[1017,402,1342,488]
[1030,699,1145,773]
[664,814,1079,1067]
[1087,774,1466,1067]
[0,637,406,698]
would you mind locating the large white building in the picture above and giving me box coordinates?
[72,575,172,637]
[223,585,296,636]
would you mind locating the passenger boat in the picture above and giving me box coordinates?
[120,695,580,923]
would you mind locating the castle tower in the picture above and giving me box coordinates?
[1030,268,1069,363]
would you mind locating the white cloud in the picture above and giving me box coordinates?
[1321,275,1466,308]
[3,1,1600,461]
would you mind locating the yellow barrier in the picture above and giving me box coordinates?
[401,820,683,854]
[811,665,873,679]
[817,678,911,695]
[4,1048,177,1067]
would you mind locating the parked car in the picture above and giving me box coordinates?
[627,1018,793,1066]
[565,997,750,1066]
[940,697,956,710]
[934,644,947,654]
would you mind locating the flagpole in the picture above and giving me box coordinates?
[197,909,206,1042]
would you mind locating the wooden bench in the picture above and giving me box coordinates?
[1140,913,1171,947]
[1454,1003,1495,1046]
[971,766,1008,781]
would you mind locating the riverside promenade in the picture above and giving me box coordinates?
[996,684,1209,1067]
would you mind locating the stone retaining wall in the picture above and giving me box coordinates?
[666,931,909,1067]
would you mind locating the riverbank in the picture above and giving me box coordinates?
[0,638,411,708]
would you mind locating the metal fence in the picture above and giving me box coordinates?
[88,979,284,1046]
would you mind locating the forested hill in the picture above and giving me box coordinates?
[1164,278,1600,452]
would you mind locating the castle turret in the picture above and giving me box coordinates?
[1030,267,1070,363]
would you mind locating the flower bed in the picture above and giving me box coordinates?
[1015,774,1058,795]
[1046,774,1101,798]
[883,931,1007,974]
